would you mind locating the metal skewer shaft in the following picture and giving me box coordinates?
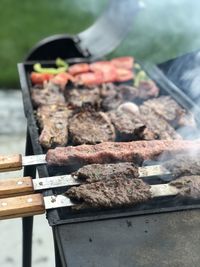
[0,164,170,199]
[0,184,179,220]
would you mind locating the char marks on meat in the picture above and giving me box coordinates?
[65,87,101,108]
[31,83,65,107]
[143,96,184,126]
[170,176,200,199]
[46,140,200,169]
[163,154,200,178]
[73,162,139,183]
[101,85,138,111]
[37,105,72,148]
[139,105,182,140]
[108,109,154,141]
[69,110,116,145]
[66,178,151,208]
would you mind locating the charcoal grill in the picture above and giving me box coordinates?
[17,2,200,266]
[18,57,200,266]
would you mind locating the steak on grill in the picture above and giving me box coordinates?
[170,176,200,199]
[108,109,155,141]
[101,85,138,111]
[31,83,65,107]
[68,110,116,145]
[65,87,101,108]
[37,105,72,148]
[66,178,151,208]
[142,96,184,125]
[139,105,182,140]
[163,154,200,178]
[46,140,200,169]
[73,162,139,183]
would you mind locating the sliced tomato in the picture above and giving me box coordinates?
[115,68,134,82]
[30,72,54,85]
[111,57,134,69]
[90,61,117,83]
[75,71,103,86]
[51,72,74,89]
[68,63,90,76]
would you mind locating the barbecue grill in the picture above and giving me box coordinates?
[14,1,200,266]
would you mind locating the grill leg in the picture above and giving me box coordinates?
[22,129,36,267]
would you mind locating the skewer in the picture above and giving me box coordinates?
[0,183,179,220]
[0,163,170,199]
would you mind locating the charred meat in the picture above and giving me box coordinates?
[139,105,182,140]
[65,87,101,108]
[46,140,200,169]
[31,84,65,107]
[66,178,151,208]
[73,162,139,183]
[37,105,72,148]
[108,109,150,141]
[68,110,116,145]
[170,176,200,199]
[163,154,200,178]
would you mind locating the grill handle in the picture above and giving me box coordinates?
[0,194,45,220]
[0,154,22,172]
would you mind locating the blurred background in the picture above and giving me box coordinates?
[1,0,200,87]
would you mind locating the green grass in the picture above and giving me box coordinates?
[1,0,200,87]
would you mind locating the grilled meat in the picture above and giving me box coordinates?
[163,154,200,178]
[170,176,200,199]
[66,178,151,208]
[65,87,101,108]
[68,110,116,145]
[139,105,182,140]
[137,80,159,99]
[142,96,184,125]
[46,140,200,169]
[73,162,139,183]
[37,105,72,148]
[101,85,138,111]
[108,109,154,141]
[31,84,65,107]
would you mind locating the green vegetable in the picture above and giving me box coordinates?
[134,63,141,70]
[134,70,149,87]
[33,61,68,75]
[55,58,68,68]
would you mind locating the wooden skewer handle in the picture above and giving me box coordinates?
[0,154,22,172]
[0,176,34,198]
[0,194,45,220]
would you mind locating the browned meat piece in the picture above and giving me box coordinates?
[99,83,117,98]
[137,80,159,99]
[170,176,200,199]
[101,85,138,111]
[163,154,200,178]
[68,110,116,145]
[101,93,124,111]
[37,104,72,128]
[46,140,200,169]
[39,118,68,148]
[108,109,148,141]
[66,178,151,208]
[31,84,65,107]
[65,87,101,108]
[142,96,184,125]
[139,105,182,140]
[37,105,72,148]
[73,162,139,183]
